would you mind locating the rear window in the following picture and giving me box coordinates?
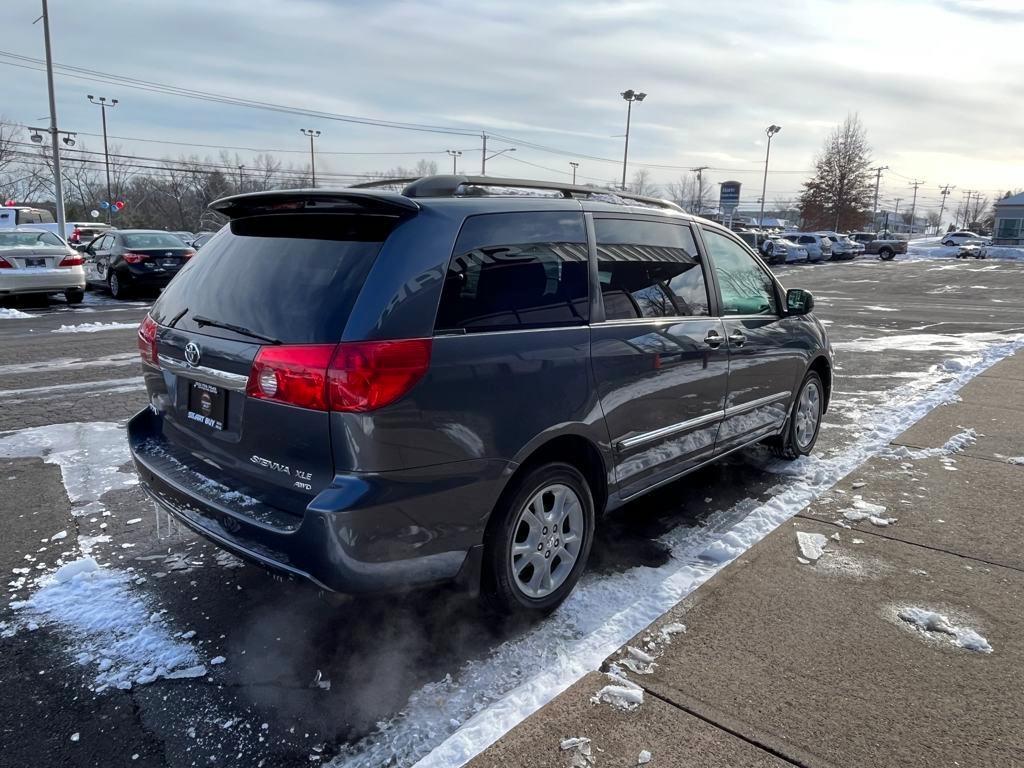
[123,233,188,249]
[150,214,392,344]
[435,212,588,333]
[0,231,62,247]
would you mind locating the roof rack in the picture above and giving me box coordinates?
[348,174,685,213]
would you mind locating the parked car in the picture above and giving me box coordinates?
[190,231,219,250]
[942,231,989,247]
[816,232,858,260]
[760,235,808,265]
[781,232,831,262]
[0,229,86,304]
[68,222,113,248]
[128,176,833,614]
[171,230,196,244]
[854,233,907,260]
[82,229,195,298]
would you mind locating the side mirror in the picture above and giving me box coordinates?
[786,288,814,315]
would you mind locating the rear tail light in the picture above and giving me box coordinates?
[59,253,84,267]
[0,256,12,269]
[246,339,432,412]
[138,315,160,368]
[123,252,149,264]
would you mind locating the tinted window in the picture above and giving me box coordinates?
[798,236,814,244]
[435,212,588,333]
[151,214,392,344]
[122,233,188,249]
[595,218,708,319]
[0,231,62,247]
[701,228,779,316]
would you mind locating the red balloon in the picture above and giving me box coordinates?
[3,200,14,207]
[115,201,125,210]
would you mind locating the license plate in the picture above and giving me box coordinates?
[25,258,45,268]
[187,380,226,430]
[162,259,178,268]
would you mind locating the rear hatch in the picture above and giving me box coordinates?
[145,207,408,515]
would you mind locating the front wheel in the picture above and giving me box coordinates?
[482,463,595,615]
[770,371,824,460]
[878,248,894,261]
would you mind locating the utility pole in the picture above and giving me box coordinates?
[937,184,954,234]
[960,190,976,228]
[480,140,514,176]
[691,166,709,214]
[893,197,903,233]
[87,95,118,223]
[619,89,647,191]
[38,0,66,238]
[238,164,245,192]
[908,180,924,239]
[569,162,579,185]
[447,149,462,174]
[871,166,888,232]
[300,128,321,187]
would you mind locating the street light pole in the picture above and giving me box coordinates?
[87,95,118,223]
[759,125,781,229]
[447,149,462,174]
[300,129,321,187]
[569,162,579,185]
[620,89,647,191]
[39,0,66,237]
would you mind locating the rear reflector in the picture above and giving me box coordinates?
[246,339,432,412]
[123,252,149,264]
[138,314,159,368]
[59,253,84,267]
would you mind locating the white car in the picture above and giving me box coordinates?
[781,232,831,262]
[760,236,809,264]
[816,231,859,260]
[941,231,989,247]
[0,229,86,304]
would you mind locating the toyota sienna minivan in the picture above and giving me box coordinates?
[129,175,833,614]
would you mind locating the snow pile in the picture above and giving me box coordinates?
[560,737,593,767]
[638,750,652,765]
[12,558,203,690]
[897,607,993,653]
[981,246,1024,262]
[889,428,977,460]
[52,321,139,334]
[0,307,33,319]
[796,532,827,562]
[590,674,644,711]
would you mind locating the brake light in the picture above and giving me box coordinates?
[59,253,84,267]
[138,315,160,368]
[0,256,12,269]
[246,339,432,412]
[123,252,149,264]
[328,339,432,412]
[183,249,197,260]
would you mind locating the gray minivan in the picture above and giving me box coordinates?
[128,176,833,614]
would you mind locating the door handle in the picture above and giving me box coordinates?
[729,330,746,347]
[704,331,723,348]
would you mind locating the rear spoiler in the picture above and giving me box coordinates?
[210,189,419,220]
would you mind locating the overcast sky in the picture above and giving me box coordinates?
[3,0,1022,215]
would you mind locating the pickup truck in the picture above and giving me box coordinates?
[850,232,907,261]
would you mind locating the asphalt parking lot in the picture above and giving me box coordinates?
[2,255,1024,768]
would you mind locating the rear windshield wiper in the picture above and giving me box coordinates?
[193,315,281,345]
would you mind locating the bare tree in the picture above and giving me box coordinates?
[665,172,711,213]
[628,169,658,197]
[798,114,874,231]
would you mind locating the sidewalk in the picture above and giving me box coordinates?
[469,352,1024,767]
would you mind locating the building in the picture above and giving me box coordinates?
[993,192,1024,245]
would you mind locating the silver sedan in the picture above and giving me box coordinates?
[0,229,86,304]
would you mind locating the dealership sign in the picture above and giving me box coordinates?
[719,181,741,212]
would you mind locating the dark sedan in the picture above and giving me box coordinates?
[83,229,195,298]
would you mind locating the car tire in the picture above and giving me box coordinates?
[942,240,954,246]
[64,288,85,304]
[108,270,129,299]
[770,370,824,460]
[481,462,595,616]
[878,247,894,261]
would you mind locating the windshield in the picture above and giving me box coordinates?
[122,233,188,249]
[0,231,65,248]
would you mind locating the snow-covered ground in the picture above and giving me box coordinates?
[903,237,1024,263]
[0,307,34,319]
[52,321,140,334]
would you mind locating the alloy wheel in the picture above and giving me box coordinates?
[509,483,584,599]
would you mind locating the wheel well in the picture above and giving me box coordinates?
[809,356,832,412]
[509,435,608,516]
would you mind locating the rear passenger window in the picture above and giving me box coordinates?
[436,212,589,333]
[594,219,708,319]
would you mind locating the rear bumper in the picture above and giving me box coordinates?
[0,268,85,295]
[122,267,180,287]
[127,407,513,594]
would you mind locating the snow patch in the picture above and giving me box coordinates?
[590,675,644,711]
[897,607,993,653]
[52,321,139,334]
[0,307,33,319]
[796,532,827,562]
[890,428,977,460]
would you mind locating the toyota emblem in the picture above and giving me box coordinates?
[184,342,201,367]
